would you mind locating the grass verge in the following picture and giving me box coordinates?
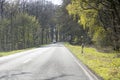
[0,48,34,57]
[65,43,120,80]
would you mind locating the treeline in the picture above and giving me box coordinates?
[56,0,91,45]
[0,0,58,51]
[60,0,120,51]
[0,0,120,52]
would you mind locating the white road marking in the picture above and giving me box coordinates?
[23,58,32,63]
[65,47,99,80]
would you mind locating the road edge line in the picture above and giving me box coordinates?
[64,47,100,80]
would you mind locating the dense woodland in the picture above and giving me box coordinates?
[0,0,120,52]
[0,0,58,51]
[66,0,120,51]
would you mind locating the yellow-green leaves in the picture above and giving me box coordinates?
[66,0,98,29]
[65,43,120,80]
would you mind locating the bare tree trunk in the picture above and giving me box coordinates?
[0,0,5,19]
[41,28,44,44]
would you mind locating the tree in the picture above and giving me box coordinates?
[0,0,5,19]
[66,0,120,51]
[53,0,90,44]
[0,0,59,51]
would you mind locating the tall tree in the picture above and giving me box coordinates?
[53,0,90,44]
[66,0,120,51]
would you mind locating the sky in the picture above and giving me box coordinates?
[8,0,62,5]
[45,0,63,5]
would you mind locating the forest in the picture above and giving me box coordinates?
[66,0,120,52]
[0,0,58,51]
[0,0,120,52]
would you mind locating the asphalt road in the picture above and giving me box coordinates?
[0,43,99,80]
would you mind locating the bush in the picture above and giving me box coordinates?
[92,27,113,51]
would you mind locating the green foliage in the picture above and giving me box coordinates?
[0,0,58,51]
[0,13,40,51]
[66,0,98,29]
[92,27,112,47]
[56,0,91,44]
[65,43,120,80]
[0,19,11,51]
[66,0,120,51]
[13,13,40,48]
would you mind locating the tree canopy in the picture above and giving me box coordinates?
[66,0,120,51]
[0,0,119,51]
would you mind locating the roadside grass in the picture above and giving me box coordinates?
[0,44,50,57]
[0,48,34,57]
[65,43,120,80]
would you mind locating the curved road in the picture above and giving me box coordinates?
[0,43,99,80]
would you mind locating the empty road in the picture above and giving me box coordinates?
[0,43,99,80]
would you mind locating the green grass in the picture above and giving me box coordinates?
[0,48,34,57]
[65,43,120,80]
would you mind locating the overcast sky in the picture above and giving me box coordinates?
[8,0,62,5]
[46,0,62,5]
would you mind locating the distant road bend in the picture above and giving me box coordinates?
[0,43,100,80]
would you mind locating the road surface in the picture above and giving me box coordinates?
[0,43,99,80]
